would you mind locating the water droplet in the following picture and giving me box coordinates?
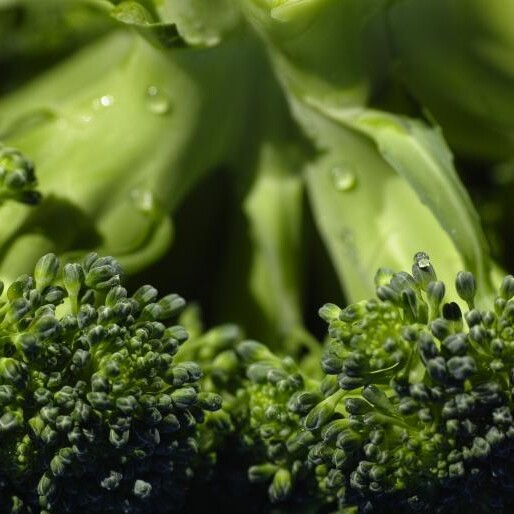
[130,189,155,214]
[100,95,115,107]
[146,86,171,115]
[92,94,115,110]
[331,164,357,192]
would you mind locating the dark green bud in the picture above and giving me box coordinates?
[248,463,279,483]
[443,302,462,322]
[412,252,437,289]
[33,316,61,340]
[447,356,477,381]
[426,357,447,383]
[448,461,465,478]
[171,387,197,410]
[369,465,387,482]
[362,385,394,412]
[50,447,74,477]
[442,334,468,356]
[339,304,366,322]
[401,288,423,323]
[471,437,491,459]
[87,325,106,345]
[0,145,41,205]
[40,406,59,424]
[430,318,451,341]
[469,325,487,345]
[160,413,180,432]
[133,479,152,500]
[40,425,58,445]
[77,304,96,329]
[109,428,130,448]
[105,285,128,306]
[320,419,350,442]
[84,256,122,291]
[286,429,316,453]
[101,471,123,491]
[0,385,14,405]
[427,281,445,318]
[344,398,372,415]
[288,391,323,414]
[456,271,476,309]
[86,392,112,409]
[419,336,439,362]
[55,415,73,432]
[156,294,186,319]
[0,358,26,386]
[18,333,41,359]
[391,271,417,295]
[116,396,138,414]
[132,285,158,306]
[63,263,84,306]
[336,430,361,452]
[8,297,30,322]
[237,340,275,363]
[168,362,202,386]
[70,350,89,370]
[485,426,504,446]
[319,303,342,323]
[500,275,514,301]
[465,309,482,327]
[321,355,343,375]
[398,397,419,416]
[269,468,292,502]
[376,285,400,303]
[493,406,512,425]
[0,410,22,431]
[374,267,395,287]
[197,392,222,412]
[339,375,365,390]
[34,254,60,292]
[37,472,56,498]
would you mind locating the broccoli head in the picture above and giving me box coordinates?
[0,253,220,514]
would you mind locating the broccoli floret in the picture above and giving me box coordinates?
[0,144,40,206]
[186,252,514,514]
[310,252,514,512]
[0,252,221,514]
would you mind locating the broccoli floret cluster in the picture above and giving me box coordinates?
[176,324,325,513]
[191,252,514,514]
[311,252,514,512]
[0,144,40,206]
[0,253,220,514]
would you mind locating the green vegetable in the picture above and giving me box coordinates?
[0,252,220,513]
[3,1,514,512]
[187,252,514,513]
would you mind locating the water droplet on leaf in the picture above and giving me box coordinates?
[146,86,171,115]
[331,164,357,192]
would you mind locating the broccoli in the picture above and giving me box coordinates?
[0,252,221,514]
[174,252,514,514]
[3,2,514,512]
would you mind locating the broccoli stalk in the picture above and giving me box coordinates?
[0,4,254,283]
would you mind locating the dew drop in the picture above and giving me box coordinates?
[331,164,357,192]
[92,94,115,110]
[146,86,172,115]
